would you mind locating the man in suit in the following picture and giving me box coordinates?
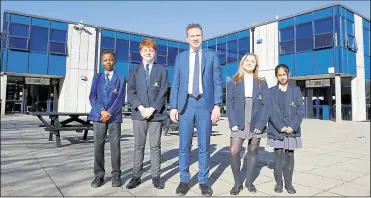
[170,24,223,197]
[88,50,126,188]
[126,38,169,189]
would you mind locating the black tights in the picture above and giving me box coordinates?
[274,148,294,186]
[230,137,261,187]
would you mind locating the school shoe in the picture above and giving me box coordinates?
[285,185,296,194]
[91,176,104,188]
[152,177,163,189]
[245,183,257,193]
[111,174,121,187]
[230,185,243,195]
[176,181,189,196]
[274,184,283,193]
[126,177,141,189]
[199,184,213,197]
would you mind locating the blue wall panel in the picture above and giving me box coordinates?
[313,7,333,20]
[314,49,333,74]
[221,65,227,82]
[238,30,249,38]
[2,50,7,72]
[48,55,66,76]
[365,56,370,79]
[226,63,238,79]
[7,50,28,73]
[167,67,174,84]
[347,51,356,76]
[117,32,129,40]
[279,18,294,29]
[31,18,49,28]
[50,21,68,30]
[279,55,295,75]
[130,34,143,42]
[335,47,341,73]
[102,29,116,38]
[227,33,238,41]
[295,52,313,76]
[168,41,178,48]
[10,14,30,25]
[29,53,47,74]
[295,13,312,25]
[115,61,129,79]
[345,9,354,22]
[99,63,104,73]
[363,19,370,30]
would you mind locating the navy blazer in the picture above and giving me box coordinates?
[169,49,223,113]
[226,78,269,132]
[267,84,304,140]
[127,63,169,121]
[88,72,126,123]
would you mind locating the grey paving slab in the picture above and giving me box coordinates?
[1,115,370,196]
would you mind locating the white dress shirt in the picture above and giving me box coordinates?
[143,60,154,73]
[188,48,203,94]
[104,70,114,81]
[244,73,254,97]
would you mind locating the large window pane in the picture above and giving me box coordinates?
[167,47,178,66]
[347,35,357,50]
[116,39,129,62]
[238,37,249,59]
[9,37,28,50]
[157,56,167,65]
[217,43,226,55]
[101,37,115,50]
[130,52,141,63]
[314,17,333,35]
[347,20,354,36]
[315,33,333,49]
[227,40,238,63]
[50,29,67,42]
[280,41,294,54]
[130,41,140,53]
[157,45,167,56]
[9,23,29,38]
[30,26,48,52]
[208,45,216,52]
[280,27,294,42]
[296,22,313,39]
[218,54,226,65]
[296,38,313,52]
[50,42,66,54]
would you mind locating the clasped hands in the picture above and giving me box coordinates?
[138,105,155,119]
[100,110,111,123]
[281,126,294,134]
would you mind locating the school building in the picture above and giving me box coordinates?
[1,2,370,121]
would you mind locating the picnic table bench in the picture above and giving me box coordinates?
[29,112,93,147]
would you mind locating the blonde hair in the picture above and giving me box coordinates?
[231,53,260,85]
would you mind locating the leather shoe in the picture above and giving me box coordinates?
[274,184,283,193]
[199,184,213,197]
[285,185,296,194]
[176,181,189,196]
[126,177,141,189]
[111,174,121,187]
[246,183,257,193]
[230,185,243,195]
[91,176,104,188]
[152,177,163,189]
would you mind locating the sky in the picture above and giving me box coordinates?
[1,1,370,41]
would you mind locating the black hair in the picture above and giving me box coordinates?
[274,64,290,76]
[101,50,116,60]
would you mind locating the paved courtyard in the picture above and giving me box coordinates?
[1,115,370,196]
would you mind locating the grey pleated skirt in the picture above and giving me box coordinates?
[230,97,265,140]
[267,137,303,150]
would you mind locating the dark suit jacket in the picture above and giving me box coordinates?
[267,84,304,140]
[226,78,269,132]
[127,63,169,121]
[88,72,126,123]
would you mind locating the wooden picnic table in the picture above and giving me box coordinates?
[29,112,93,147]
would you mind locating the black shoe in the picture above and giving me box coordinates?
[230,185,243,195]
[245,183,257,193]
[274,184,283,193]
[176,181,189,196]
[199,184,213,197]
[91,176,104,188]
[285,185,296,194]
[152,177,163,189]
[111,174,121,187]
[126,177,141,189]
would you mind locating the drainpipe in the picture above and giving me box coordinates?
[251,27,255,53]
[94,27,100,74]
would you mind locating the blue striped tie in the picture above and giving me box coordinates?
[104,73,110,98]
[145,64,150,81]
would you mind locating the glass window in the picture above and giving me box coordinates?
[314,17,333,35]
[157,56,167,65]
[167,47,178,66]
[9,23,29,38]
[101,37,115,50]
[238,37,250,59]
[296,38,313,52]
[50,42,66,54]
[157,45,167,56]
[227,40,238,63]
[347,20,354,36]
[207,45,216,52]
[130,41,140,53]
[130,52,141,63]
[217,43,226,55]
[116,39,129,62]
[9,37,28,50]
[50,29,67,42]
[280,27,294,42]
[280,41,294,54]
[315,33,333,49]
[296,22,313,39]
[218,54,226,65]
[30,26,48,52]
[364,29,370,56]
[347,35,357,51]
